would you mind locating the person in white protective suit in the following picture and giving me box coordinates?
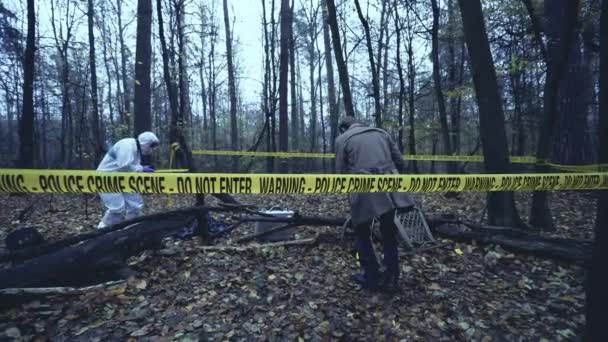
[96,131,160,229]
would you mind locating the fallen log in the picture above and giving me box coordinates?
[432,223,592,263]
[0,212,204,289]
[0,206,253,263]
[203,233,320,251]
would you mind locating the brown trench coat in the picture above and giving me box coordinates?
[335,123,415,226]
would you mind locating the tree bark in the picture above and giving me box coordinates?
[325,0,355,117]
[405,12,418,173]
[307,12,317,155]
[223,0,239,172]
[431,0,455,173]
[262,0,273,172]
[321,0,338,152]
[116,0,131,128]
[354,0,381,127]
[457,0,523,227]
[87,0,103,162]
[278,0,291,172]
[133,0,152,135]
[394,0,405,153]
[585,0,608,338]
[290,14,299,152]
[18,0,36,169]
[529,0,580,231]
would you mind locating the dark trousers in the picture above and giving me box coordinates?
[354,209,400,284]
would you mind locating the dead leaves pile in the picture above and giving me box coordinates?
[0,190,595,341]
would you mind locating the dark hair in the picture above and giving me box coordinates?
[338,116,359,133]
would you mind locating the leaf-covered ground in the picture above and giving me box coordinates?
[0,191,596,341]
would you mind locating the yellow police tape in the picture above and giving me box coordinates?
[186,149,607,172]
[0,169,607,194]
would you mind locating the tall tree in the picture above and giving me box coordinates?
[394,0,405,153]
[278,0,291,171]
[325,0,354,117]
[354,0,381,127]
[457,0,524,227]
[585,1,608,339]
[18,0,35,168]
[431,0,456,173]
[133,0,152,134]
[115,0,131,128]
[50,0,76,166]
[289,4,298,152]
[223,0,239,171]
[87,0,102,161]
[321,0,338,151]
[405,4,418,173]
[527,0,581,230]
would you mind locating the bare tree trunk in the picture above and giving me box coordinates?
[222,0,239,171]
[116,0,131,129]
[99,5,115,135]
[158,0,179,156]
[457,0,524,227]
[325,0,355,117]
[318,49,327,172]
[528,0,580,231]
[321,0,338,152]
[431,0,455,173]
[585,1,608,338]
[262,0,273,172]
[197,6,208,148]
[270,0,278,170]
[277,0,291,172]
[87,0,103,162]
[18,0,36,169]
[394,0,405,154]
[354,0,381,127]
[133,0,152,135]
[405,12,418,173]
[290,15,299,155]
[376,0,387,120]
[308,44,317,155]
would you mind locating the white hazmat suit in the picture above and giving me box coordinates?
[96,132,160,229]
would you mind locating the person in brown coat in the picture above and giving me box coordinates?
[335,116,415,291]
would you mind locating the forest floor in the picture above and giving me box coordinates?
[0,190,596,341]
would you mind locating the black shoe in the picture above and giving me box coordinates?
[351,273,381,291]
[379,273,401,293]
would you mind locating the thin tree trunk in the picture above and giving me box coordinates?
[277,0,291,172]
[321,0,338,152]
[457,0,524,227]
[308,45,317,154]
[223,0,239,171]
[117,0,130,129]
[270,0,278,170]
[406,14,418,173]
[354,0,381,127]
[87,0,103,161]
[99,7,115,135]
[290,6,299,153]
[394,0,405,153]
[325,0,355,117]
[19,0,36,169]
[376,0,387,120]
[318,49,326,172]
[431,0,455,173]
[262,0,273,172]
